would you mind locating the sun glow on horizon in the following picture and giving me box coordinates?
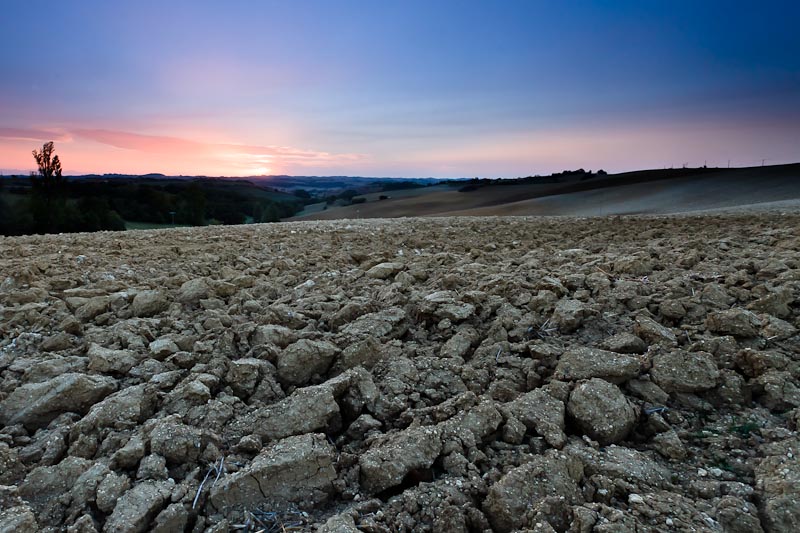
[0,2,798,178]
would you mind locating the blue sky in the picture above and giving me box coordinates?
[1,0,798,176]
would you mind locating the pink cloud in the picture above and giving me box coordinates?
[0,127,71,143]
[70,128,367,174]
[0,126,369,176]
[72,129,201,153]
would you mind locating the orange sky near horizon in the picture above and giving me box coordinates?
[2,3,799,178]
[0,128,369,177]
[2,118,798,178]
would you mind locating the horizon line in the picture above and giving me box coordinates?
[2,160,799,181]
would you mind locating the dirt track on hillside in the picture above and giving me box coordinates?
[1,213,799,532]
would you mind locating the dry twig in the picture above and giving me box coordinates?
[192,456,226,510]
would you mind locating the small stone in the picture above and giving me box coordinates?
[627,379,670,405]
[0,443,25,484]
[102,480,174,533]
[208,434,336,514]
[131,290,169,317]
[149,338,179,359]
[706,309,762,337]
[75,296,110,322]
[96,472,131,514]
[152,504,189,533]
[601,332,647,354]
[277,339,339,386]
[0,373,117,430]
[0,505,38,532]
[341,307,408,341]
[502,416,527,445]
[567,378,638,445]
[551,299,591,333]
[344,414,382,441]
[111,436,146,469]
[628,493,644,505]
[554,347,640,383]
[251,324,298,348]
[87,343,139,374]
[754,371,800,411]
[149,419,209,463]
[234,435,262,454]
[318,513,360,533]
[634,315,677,345]
[748,289,793,318]
[359,425,442,494]
[502,389,567,448]
[59,316,83,335]
[440,332,473,359]
[366,262,404,279]
[659,300,686,320]
[227,383,340,442]
[41,332,72,352]
[178,278,211,304]
[652,429,687,460]
[483,451,583,533]
[136,454,168,480]
[651,350,720,393]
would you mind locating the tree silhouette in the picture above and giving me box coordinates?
[32,141,63,188]
[30,141,68,233]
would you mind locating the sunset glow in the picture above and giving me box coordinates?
[1,1,798,177]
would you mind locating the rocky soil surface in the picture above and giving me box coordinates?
[1,213,799,533]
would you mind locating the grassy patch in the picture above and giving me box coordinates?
[124,221,186,230]
[729,421,760,437]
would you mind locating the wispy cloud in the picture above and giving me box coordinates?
[1,125,368,176]
[73,129,200,153]
[0,127,72,142]
[71,128,366,174]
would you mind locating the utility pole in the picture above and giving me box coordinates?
[761,159,766,167]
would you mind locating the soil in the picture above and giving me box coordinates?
[1,213,799,532]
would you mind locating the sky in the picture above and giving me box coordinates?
[1,0,799,178]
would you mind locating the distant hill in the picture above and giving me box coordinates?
[246,175,446,195]
[0,173,462,235]
[291,163,800,220]
[6,164,798,235]
[2,173,451,195]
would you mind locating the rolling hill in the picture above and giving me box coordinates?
[291,164,800,220]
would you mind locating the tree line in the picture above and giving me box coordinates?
[0,143,305,236]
